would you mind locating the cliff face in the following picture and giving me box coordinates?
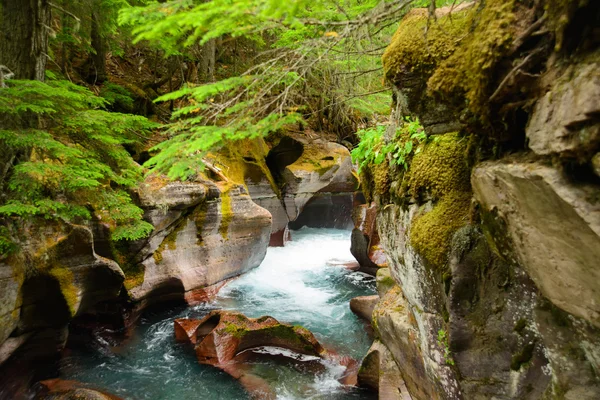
[363,1,600,399]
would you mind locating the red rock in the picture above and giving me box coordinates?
[174,310,358,398]
[35,379,123,400]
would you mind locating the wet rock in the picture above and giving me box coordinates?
[350,203,388,275]
[350,295,379,322]
[175,311,325,365]
[174,311,358,397]
[358,340,412,399]
[526,55,600,159]
[326,258,360,271]
[34,379,123,400]
[472,159,600,327]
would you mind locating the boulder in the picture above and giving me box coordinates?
[472,159,600,327]
[174,311,358,397]
[349,295,379,322]
[175,311,325,365]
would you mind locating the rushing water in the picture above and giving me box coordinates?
[59,228,377,399]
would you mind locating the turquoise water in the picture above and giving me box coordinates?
[60,228,376,399]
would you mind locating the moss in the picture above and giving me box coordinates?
[407,132,470,199]
[427,0,518,117]
[382,7,472,80]
[223,322,248,338]
[49,266,78,316]
[406,132,471,269]
[153,220,185,263]
[511,342,536,371]
[218,189,233,240]
[111,241,146,290]
[411,192,471,269]
[372,161,391,197]
[215,138,280,197]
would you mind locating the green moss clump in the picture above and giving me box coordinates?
[372,161,391,198]
[407,132,471,270]
[407,132,470,199]
[49,266,78,316]
[382,7,472,80]
[514,318,527,334]
[218,190,233,240]
[223,322,248,338]
[427,0,517,117]
[411,192,471,268]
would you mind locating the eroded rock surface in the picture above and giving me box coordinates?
[174,311,358,398]
[130,182,271,308]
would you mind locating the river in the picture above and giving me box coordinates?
[59,227,377,399]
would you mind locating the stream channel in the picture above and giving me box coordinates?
[59,227,377,399]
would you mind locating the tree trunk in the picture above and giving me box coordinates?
[87,9,107,83]
[200,38,216,82]
[0,0,50,81]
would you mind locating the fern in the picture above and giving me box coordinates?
[0,74,157,253]
[351,117,429,173]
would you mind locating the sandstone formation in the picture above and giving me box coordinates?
[130,180,271,308]
[0,223,124,358]
[356,2,600,399]
[258,134,358,245]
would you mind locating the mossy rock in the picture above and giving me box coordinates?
[406,132,470,199]
[406,132,472,270]
[382,6,472,81]
[427,0,518,117]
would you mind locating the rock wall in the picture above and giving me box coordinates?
[360,2,600,399]
[258,133,358,245]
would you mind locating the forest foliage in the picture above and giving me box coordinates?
[0,0,457,254]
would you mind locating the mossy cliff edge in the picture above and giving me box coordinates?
[361,1,600,399]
